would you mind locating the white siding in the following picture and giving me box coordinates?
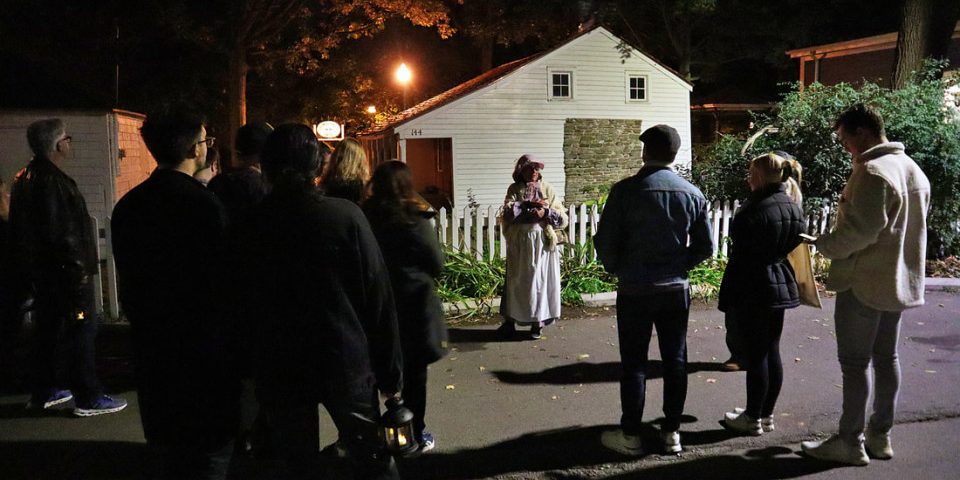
[393,28,692,208]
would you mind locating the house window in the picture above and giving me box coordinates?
[550,72,572,99]
[628,75,647,101]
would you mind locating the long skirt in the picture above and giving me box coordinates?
[500,223,562,326]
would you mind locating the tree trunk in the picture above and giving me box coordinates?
[480,37,494,72]
[227,43,249,169]
[893,0,934,89]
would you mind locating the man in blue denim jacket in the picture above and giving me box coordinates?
[595,124,714,456]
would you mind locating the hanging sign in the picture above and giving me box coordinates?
[313,121,344,141]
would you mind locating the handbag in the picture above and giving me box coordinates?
[787,243,822,308]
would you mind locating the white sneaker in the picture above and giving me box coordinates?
[661,430,682,454]
[801,435,869,466]
[723,411,762,436]
[865,429,893,459]
[732,407,774,432]
[601,429,644,456]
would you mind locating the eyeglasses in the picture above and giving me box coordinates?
[58,135,72,144]
[196,137,215,147]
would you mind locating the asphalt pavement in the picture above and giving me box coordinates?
[1,288,958,480]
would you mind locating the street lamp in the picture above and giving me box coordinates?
[366,105,377,114]
[395,63,412,109]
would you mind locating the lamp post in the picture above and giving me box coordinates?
[395,63,412,110]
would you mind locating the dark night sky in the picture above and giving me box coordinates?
[0,0,904,131]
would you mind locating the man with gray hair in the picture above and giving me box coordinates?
[8,119,127,416]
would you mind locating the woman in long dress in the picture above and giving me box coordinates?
[498,155,568,339]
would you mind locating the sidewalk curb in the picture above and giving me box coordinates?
[442,278,958,314]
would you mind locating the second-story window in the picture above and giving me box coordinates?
[551,72,572,99]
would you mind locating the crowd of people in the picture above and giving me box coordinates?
[0,102,930,479]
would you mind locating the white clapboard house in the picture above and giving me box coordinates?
[0,109,155,318]
[359,26,693,209]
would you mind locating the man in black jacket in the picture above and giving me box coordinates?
[112,107,240,479]
[9,119,127,416]
[595,124,714,456]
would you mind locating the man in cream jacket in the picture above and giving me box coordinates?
[802,104,930,465]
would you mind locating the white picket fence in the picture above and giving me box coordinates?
[434,200,836,260]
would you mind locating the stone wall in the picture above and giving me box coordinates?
[563,118,643,204]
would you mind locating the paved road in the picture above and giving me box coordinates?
[1,290,958,479]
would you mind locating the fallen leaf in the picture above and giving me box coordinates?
[449,357,458,361]
[930,348,937,353]
[780,413,792,417]
[578,354,591,360]
[551,395,559,400]
[938,304,944,308]
[574,390,581,394]
[706,378,717,383]
[925,370,938,374]
[834,384,842,389]
[445,384,456,390]
[795,357,802,363]
[807,336,821,340]
[917,322,926,326]
[478,366,486,372]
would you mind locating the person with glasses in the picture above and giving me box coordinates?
[8,119,127,416]
[112,106,241,479]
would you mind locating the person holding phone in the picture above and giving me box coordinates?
[718,151,805,436]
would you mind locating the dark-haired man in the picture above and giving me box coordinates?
[208,121,272,224]
[594,124,713,456]
[112,107,240,479]
[801,104,930,465]
[9,119,126,416]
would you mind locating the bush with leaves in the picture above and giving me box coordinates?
[559,242,617,306]
[693,61,960,255]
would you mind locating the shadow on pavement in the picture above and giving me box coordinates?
[0,440,145,480]
[593,447,842,480]
[490,361,728,384]
[398,425,841,480]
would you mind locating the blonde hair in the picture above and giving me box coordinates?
[324,138,369,184]
[750,152,803,205]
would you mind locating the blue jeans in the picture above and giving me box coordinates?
[616,288,690,434]
[835,290,902,442]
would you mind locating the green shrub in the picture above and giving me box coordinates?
[559,241,617,305]
[689,255,727,300]
[694,62,960,255]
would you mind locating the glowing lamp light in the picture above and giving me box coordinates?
[395,63,412,85]
[366,105,377,114]
[380,397,418,457]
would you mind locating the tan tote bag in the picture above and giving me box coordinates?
[787,243,822,308]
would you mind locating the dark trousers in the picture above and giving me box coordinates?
[30,281,101,403]
[146,440,234,480]
[740,307,785,419]
[724,310,746,364]
[616,288,690,434]
[264,391,399,480]
[404,360,429,440]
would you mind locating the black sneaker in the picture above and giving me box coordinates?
[496,322,517,339]
[530,325,542,340]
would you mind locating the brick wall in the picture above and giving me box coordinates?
[563,118,643,205]
[114,113,153,200]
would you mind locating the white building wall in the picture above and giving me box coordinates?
[394,28,692,208]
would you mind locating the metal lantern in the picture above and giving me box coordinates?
[381,397,418,457]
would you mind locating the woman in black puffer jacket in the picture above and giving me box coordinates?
[719,151,805,436]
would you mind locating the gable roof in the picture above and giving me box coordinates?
[360,26,691,136]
